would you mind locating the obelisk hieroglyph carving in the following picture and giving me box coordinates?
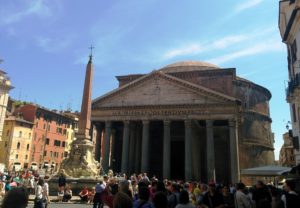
[60,50,100,178]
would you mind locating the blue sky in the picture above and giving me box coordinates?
[0,0,289,159]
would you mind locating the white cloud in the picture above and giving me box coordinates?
[1,0,52,25]
[36,36,74,53]
[235,0,263,13]
[212,35,249,49]
[207,40,285,65]
[162,34,250,60]
[163,44,204,59]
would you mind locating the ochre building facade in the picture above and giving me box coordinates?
[91,61,275,183]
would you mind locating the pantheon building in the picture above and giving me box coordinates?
[91,61,275,183]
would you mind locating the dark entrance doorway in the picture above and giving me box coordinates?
[171,140,185,179]
[149,121,163,178]
[170,121,185,180]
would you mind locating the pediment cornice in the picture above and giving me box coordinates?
[93,71,239,108]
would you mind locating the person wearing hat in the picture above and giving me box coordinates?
[202,182,225,208]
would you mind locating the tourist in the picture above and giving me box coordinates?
[153,192,168,208]
[57,188,64,202]
[252,181,272,208]
[58,171,66,192]
[43,176,50,208]
[63,185,72,202]
[1,187,29,208]
[102,178,119,208]
[0,179,5,200]
[4,180,11,192]
[222,185,234,208]
[29,176,35,194]
[142,173,150,185]
[79,186,89,202]
[235,183,252,208]
[103,175,109,187]
[168,183,180,208]
[191,182,200,205]
[93,181,104,208]
[133,186,152,208]
[270,187,284,208]
[198,183,208,205]
[113,192,133,208]
[281,180,300,208]
[34,178,45,208]
[88,187,96,204]
[119,180,133,199]
[175,190,195,208]
[202,182,225,208]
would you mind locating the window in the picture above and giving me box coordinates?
[19,131,22,138]
[50,151,53,157]
[17,142,20,149]
[54,140,61,147]
[26,144,30,151]
[64,152,68,158]
[25,155,28,160]
[62,141,65,147]
[4,142,7,147]
[291,40,297,63]
[63,129,67,135]
[293,104,297,123]
[6,130,9,136]
[46,138,50,145]
[44,151,47,156]
[15,154,18,159]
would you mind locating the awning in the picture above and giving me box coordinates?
[241,166,291,176]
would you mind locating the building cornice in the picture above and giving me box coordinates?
[283,7,300,42]
[233,79,272,100]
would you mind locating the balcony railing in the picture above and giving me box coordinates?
[286,73,300,97]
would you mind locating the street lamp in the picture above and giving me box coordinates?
[286,121,291,130]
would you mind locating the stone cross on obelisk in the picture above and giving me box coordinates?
[60,47,100,177]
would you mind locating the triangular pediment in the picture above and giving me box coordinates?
[92,71,237,108]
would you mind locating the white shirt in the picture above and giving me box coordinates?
[43,183,49,199]
[35,185,43,199]
[235,190,252,208]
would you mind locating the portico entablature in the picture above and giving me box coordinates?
[91,104,239,122]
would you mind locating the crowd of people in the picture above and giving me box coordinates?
[1,170,300,208]
[0,170,49,208]
[58,171,300,208]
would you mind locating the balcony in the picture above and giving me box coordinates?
[286,73,300,100]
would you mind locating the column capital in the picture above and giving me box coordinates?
[105,121,112,128]
[142,120,150,125]
[123,120,130,126]
[184,119,192,126]
[164,120,171,126]
[228,120,238,128]
[206,120,214,127]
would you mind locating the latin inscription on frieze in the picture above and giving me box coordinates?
[111,109,210,116]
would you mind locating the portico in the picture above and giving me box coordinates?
[92,102,240,183]
[91,61,274,183]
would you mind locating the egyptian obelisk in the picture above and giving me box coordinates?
[60,52,99,178]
